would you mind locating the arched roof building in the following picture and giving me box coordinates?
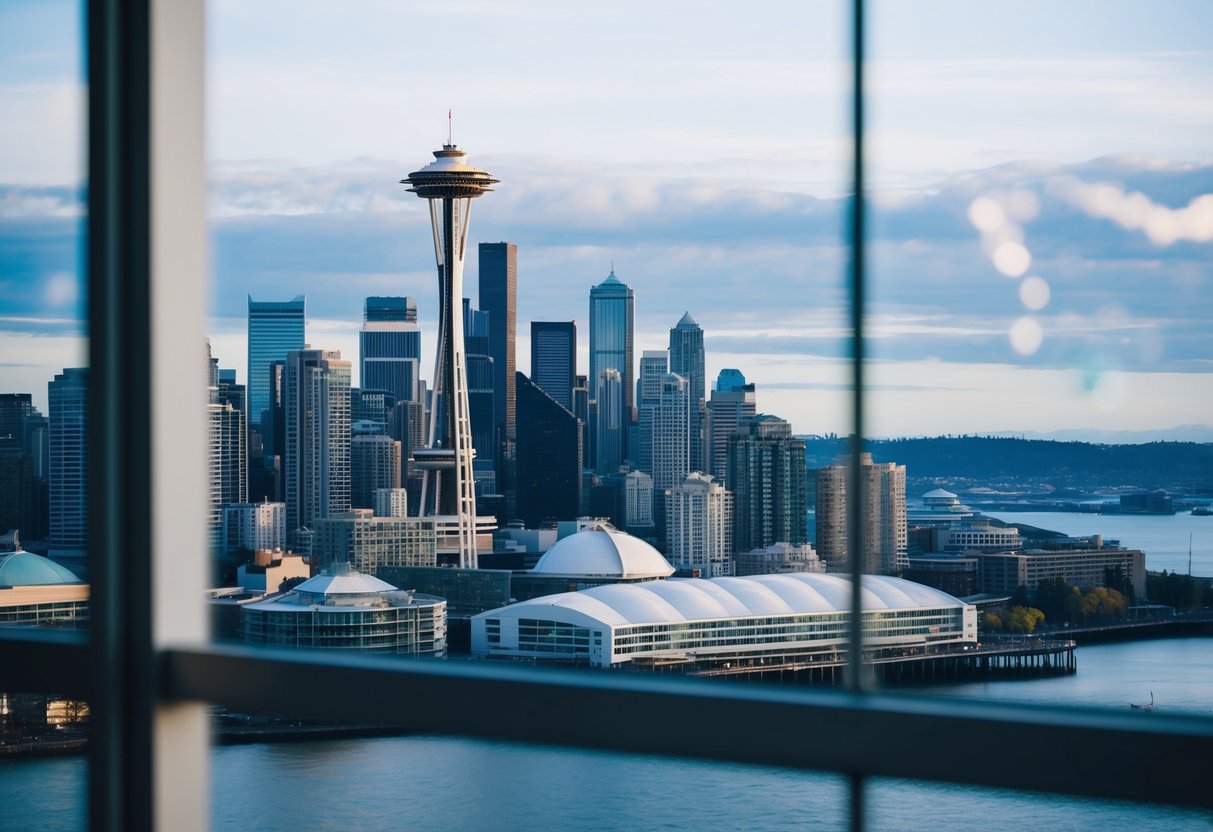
[531,527,674,579]
[472,573,976,669]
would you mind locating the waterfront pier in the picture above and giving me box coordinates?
[684,638,1077,686]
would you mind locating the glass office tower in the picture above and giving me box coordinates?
[359,296,421,404]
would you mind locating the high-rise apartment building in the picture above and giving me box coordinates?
[727,415,807,553]
[588,269,635,464]
[223,501,286,553]
[313,510,438,574]
[651,372,690,493]
[515,373,582,528]
[665,471,733,578]
[815,453,907,575]
[530,321,576,410]
[48,368,88,558]
[669,312,706,473]
[623,470,655,531]
[635,350,668,476]
[595,369,624,473]
[283,348,351,543]
[479,242,517,457]
[351,434,402,510]
[707,369,756,480]
[359,296,421,404]
[208,343,247,557]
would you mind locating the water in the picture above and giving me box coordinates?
[2,638,1210,831]
[986,510,1213,576]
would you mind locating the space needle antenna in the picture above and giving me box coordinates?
[447,108,453,146]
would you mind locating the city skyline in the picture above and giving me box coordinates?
[2,1,1213,438]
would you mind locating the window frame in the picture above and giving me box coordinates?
[0,1,1211,829]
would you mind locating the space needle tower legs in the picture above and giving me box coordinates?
[403,137,498,568]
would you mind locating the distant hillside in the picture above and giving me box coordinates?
[802,436,1213,496]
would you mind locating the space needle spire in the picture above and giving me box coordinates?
[403,136,498,568]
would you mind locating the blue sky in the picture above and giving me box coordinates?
[2,0,1211,436]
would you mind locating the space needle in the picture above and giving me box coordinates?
[403,124,498,568]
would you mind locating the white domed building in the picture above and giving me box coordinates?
[242,564,446,656]
[472,572,976,669]
[509,526,675,602]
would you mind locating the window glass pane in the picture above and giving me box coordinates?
[866,0,1213,711]
[205,0,858,690]
[0,2,89,826]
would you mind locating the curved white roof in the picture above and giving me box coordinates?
[532,528,675,579]
[477,574,966,627]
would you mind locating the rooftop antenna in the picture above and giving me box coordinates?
[447,108,453,147]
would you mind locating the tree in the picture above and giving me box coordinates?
[1005,606,1045,634]
[981,612,1003,632]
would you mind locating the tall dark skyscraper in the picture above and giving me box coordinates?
[515,373,582,528]
[48,368,88,558]
[359,296,421,404]
[727,415,807,553]
[0,393,47,540]
[530,321,576,411]
[479,242,517,453]
[463,298,496,468]
[669,311,706,473]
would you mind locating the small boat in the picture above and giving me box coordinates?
[1192,507,1212,516]
[1130,691,1154,711]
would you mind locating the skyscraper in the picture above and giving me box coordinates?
[652,372,690,493]
[479,242,517,456]
[588,269,635,463]
[359,296,421,404]
[351,434,402,510]
[208,342,247,557]
[48,368,88,558]
[815,453,907,575]
[405,143,498,567]
[707,369,756,481]
[665,471,733,578]
[669,311,706,473]
[515,372,582,528]
[283,348,351,542]
[635,350,668,477]
[463,298,495,465]
[247,295,306,440]
[727,415,807,554]
[530,321,576,410]
[594,369,624,473]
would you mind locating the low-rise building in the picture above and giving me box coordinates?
[242,565,446,656]
[733,542,825,577]
[472,574,976,669]
[313,509,437,574]
[978,547,1146,597]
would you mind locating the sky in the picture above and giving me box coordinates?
[2,0,1212,437]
